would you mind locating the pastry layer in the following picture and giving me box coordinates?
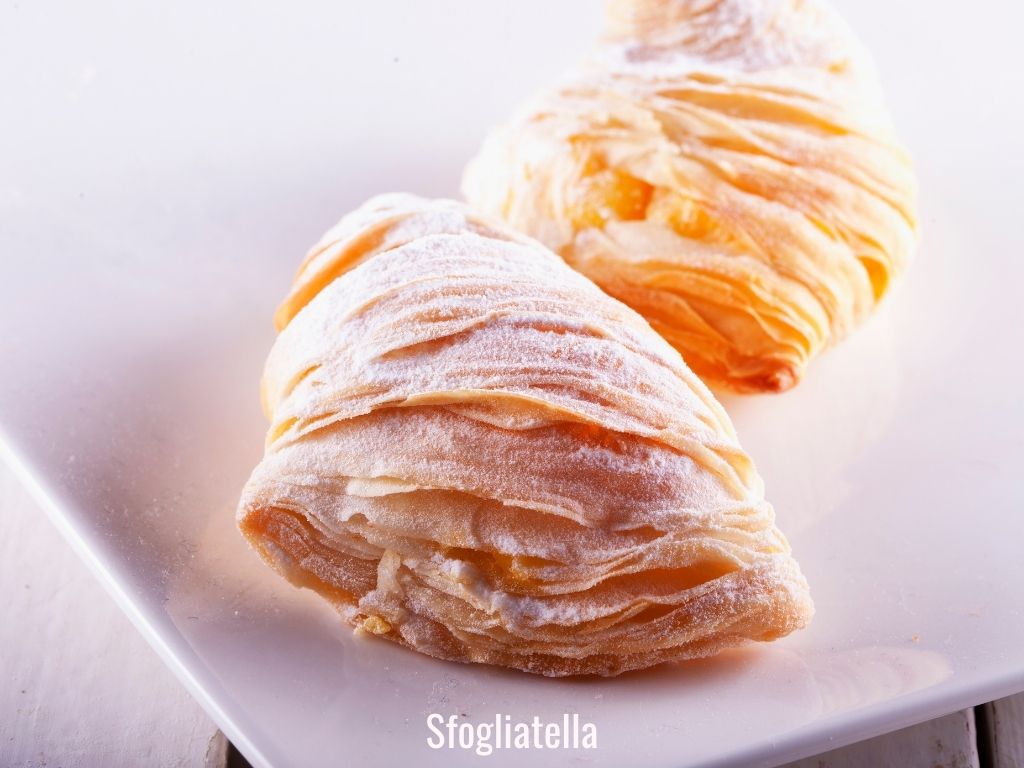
[463,0,917,392]
[238,194,813,676]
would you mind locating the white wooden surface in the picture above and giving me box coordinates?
[0,462,220,767]
[2,454,1022,767]
[983,693,1024,768]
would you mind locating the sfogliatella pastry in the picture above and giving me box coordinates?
[238,194,813,676]
[463,0,917,392]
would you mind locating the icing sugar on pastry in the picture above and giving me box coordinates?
[463,0,917,392]
[237,194,813,676]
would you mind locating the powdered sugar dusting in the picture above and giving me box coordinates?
[463,0,916,393]
[237,194,813,676]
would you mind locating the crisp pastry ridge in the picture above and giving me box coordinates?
[463,0,918,392]
[238,194,813,676]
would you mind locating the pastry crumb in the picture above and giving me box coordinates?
[360,616,392,635]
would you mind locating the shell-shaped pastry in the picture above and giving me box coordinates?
[238,194,813,676]
[463,0,917,392]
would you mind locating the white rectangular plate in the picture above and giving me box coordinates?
[2,1,1022,766]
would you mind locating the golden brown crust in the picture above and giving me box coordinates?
[463,0,917,392]
[237,194,813,676]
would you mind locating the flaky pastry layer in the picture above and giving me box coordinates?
[238,194,812,676]
[463,0,917,392]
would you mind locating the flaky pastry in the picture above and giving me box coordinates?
[463,0,917,392]
[237,194,813,676]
